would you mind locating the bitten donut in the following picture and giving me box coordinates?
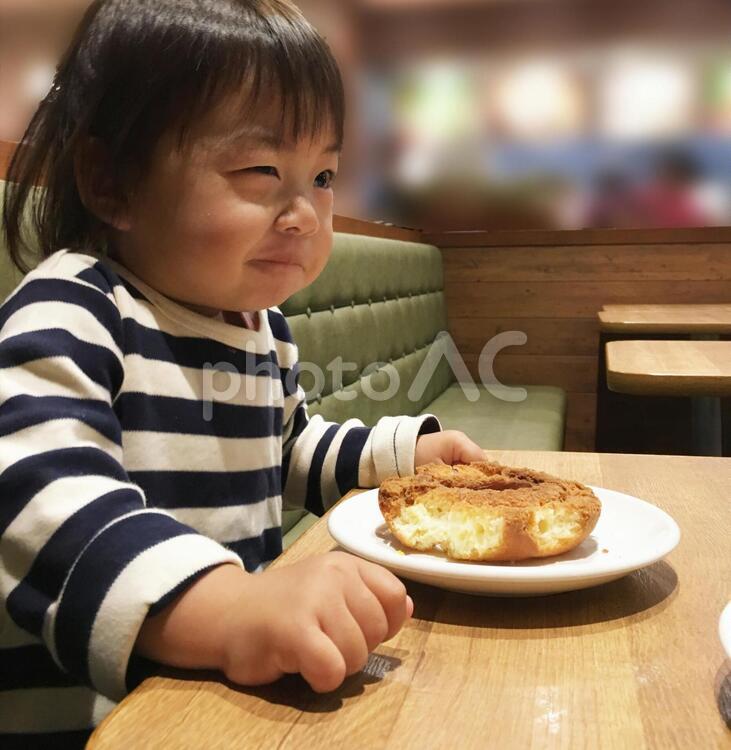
[378,460,601,562]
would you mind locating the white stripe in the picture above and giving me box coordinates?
[0,686,116,733]
[0,419,122,470]
[0,475,142,601]
[394,414,439,478]
[10,250,94,295]
[281,413,328,511]
[282,387,307,444]
[42,600,61,668]
[122,431,280,472]
[120,354,284,407]
[364,415,400,483]
[0,359,112,402]
[0,299,123,360]
[87,533,241,700]
[166,497,281,543]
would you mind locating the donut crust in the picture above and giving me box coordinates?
[378,461,601,562]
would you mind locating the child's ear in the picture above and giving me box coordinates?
[73,137,132,231]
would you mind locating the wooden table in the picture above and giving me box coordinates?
[595,305,731,456]
[599,304,731,334]
[88,450,731,750]
[605,340,731,456]
[606,340,731,397]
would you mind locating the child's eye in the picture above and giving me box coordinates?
[246,166,279,177]
[315,170,336,189]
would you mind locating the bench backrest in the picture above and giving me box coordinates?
[280,233,454,423]
[0,180,31,301]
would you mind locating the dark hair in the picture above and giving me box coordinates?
[2,0,345,272]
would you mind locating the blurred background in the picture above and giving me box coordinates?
[2,0,731,231]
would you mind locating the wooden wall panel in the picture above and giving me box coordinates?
[438,238,731,452]
[445,280,731,319]
[443,245,731,283]
[451,317,599,356]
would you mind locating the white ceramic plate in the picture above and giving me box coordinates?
[327,485,680,596]
[720,602,731,659]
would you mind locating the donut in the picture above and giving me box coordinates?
[378,460,601,562]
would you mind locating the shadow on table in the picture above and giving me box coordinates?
[716,661,731,729]
[149,649,406,714]
[406,559,678,636]
[229,650,406,713]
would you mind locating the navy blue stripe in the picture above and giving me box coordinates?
[0,395,121,445]
[0,277,122,350]
[304,424,339,516]
[114,273,150,302]
[6,489,142,638]
[418,416,441,437]
[120,317,285,376]
[225,527,282,571]
[281,404,309,493]
[334,426,370,496]
[0,729,92,749]
[0,329,124,397]
[0,447,131,537]
[281,362,299,398]
[0,644,78,690]
[128,465,281,509]
[55,512,196,682]
[267,309,293,344]
[114,393,283,438]
[75,264,115,295]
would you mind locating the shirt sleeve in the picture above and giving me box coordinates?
[0,269,241,702]
[280,361,442,516]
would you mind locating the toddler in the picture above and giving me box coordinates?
[0,0,484,746]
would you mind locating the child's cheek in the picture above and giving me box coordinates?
[180,195,267,260]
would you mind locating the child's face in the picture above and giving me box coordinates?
[111,97,339,314]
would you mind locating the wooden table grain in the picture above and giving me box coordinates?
[599,304,731,334]
[88,450,731,750]
[606,340,731,397]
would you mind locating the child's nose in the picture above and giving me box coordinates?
[275,194,320,235]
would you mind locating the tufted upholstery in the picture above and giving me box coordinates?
[0,181,33,300]
[280,234,454,424]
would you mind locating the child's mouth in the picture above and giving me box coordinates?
[249,258,304,273]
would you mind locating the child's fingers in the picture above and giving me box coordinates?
[319,603,370,677]
[355,560,410,641]
[342,581,390,651]
[456,433,485,463]
[297,625,347,693]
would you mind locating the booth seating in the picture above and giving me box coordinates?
[0,181,567,549]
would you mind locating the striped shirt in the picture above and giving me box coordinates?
[0,250,440,747]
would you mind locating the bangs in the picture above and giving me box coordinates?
[174,5,345,151]
[88,0,344,174]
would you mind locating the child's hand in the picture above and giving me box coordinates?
[218,551,413,693]
[415,429,485,468]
